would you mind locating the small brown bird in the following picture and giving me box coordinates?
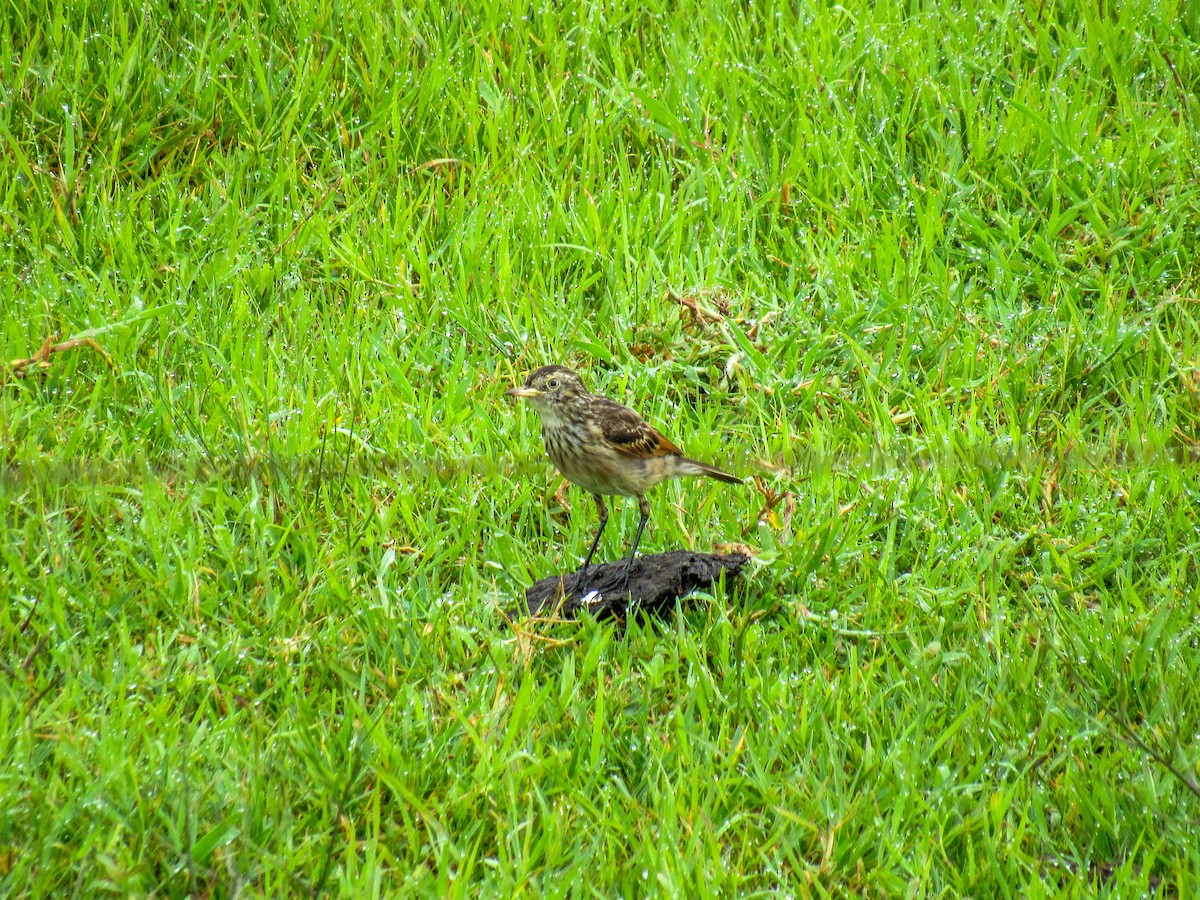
[506,365,740,584]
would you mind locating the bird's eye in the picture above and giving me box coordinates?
[547,378,560,390]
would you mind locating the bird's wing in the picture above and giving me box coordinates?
[593,399,683,458]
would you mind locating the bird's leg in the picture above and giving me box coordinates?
[580,493,608,581]
[618,495,651,593]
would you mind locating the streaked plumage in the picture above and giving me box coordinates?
[506,365,740,585]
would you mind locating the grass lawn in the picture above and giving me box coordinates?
[3,0,1200,895]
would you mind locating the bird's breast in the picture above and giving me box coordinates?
[541,421,673,497]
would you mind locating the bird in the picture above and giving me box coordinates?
[506,365,740,588]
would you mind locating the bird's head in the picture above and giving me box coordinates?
[505,365,588,412]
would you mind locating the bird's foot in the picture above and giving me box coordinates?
[616,560,632,591]
[602,561,635,596]
[573,561,628,596]
[573,563,598,594]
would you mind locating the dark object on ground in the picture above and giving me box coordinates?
[519,550,749,620]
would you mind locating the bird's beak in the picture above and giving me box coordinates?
[505,386,539,399]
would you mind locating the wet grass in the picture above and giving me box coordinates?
[3,0,1200,895]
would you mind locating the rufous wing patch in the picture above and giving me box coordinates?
[595,400,683,458]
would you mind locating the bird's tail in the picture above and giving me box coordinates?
[678,456,742,485]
